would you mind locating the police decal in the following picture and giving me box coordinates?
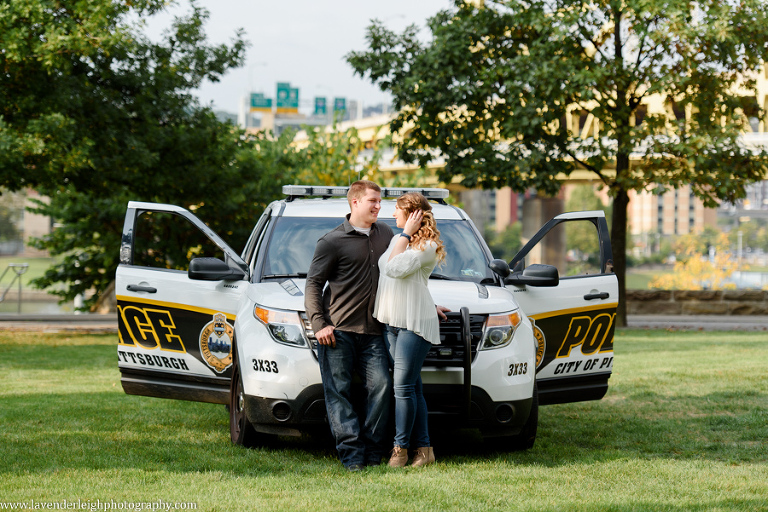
[199,312,234,373]
[532,318,546,369]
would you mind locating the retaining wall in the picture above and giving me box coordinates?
[626,289,768,315]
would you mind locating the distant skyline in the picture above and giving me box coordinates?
[147,0,450,115]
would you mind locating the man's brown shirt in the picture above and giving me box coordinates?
[304,216,394,335]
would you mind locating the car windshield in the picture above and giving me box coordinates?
[261,217,494,283]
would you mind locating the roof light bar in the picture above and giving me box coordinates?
[381,188,449,200]
[282,185,349,197]
[282,185,450,201]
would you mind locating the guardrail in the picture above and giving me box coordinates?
[0,263,29,314]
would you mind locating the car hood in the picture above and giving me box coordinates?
[247,279,520,315]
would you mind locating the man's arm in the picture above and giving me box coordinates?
[304,237,337,347]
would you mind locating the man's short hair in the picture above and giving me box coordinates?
[347,180,381,206]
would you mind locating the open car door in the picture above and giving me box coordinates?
[116,202,248,404]
[508,211,618,405]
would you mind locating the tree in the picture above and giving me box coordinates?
[294,120,391,185]
[649,233,739,290]
[0,1,246,196]
[566,185,610,261]
[0,0,302,309]
[486,222,523,261]
[347,0,768,325]
[28,128,300,309]
[728,218,768,253]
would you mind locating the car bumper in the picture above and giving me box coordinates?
[243,384,327,436]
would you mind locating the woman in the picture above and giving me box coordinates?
[373,192,446,468]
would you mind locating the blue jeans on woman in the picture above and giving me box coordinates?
[385,326,432,449]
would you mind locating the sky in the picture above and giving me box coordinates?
[148,0,452,116]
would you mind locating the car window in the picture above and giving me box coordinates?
[241,208,271,265]
[523,219,602,277]
[262,216,493,283]
[426,220,494,282]
[263,217,344,277]
[132,211,225,270]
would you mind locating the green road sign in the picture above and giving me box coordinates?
[250,93,273,112]
[314,97,327,115]
[277,82,299,113]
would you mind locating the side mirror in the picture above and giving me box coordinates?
[189,257,247,281]
[505,263,559,287]
[488,259,510,278]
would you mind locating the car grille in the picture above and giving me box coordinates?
[299,312,319,352]
[300,311,486,367]
[427,312,486,367]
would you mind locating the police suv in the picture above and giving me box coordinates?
[116,186,618,450]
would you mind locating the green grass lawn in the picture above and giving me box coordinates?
[625,268,674,289]
[0,330,766,511]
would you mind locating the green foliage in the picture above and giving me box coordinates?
[727,218,768,253]
[649,233,739,290]
[0,1,307,308]
[27,128,299,308]
[352,0,768,202]
[348,0,768,322]
[485,222,523,261]
[565,185,610,260]
[0,1,248,195]
[295,120,391,186]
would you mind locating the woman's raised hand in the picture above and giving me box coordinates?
[404,210,423,236]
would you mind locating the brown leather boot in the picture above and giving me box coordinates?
[388,446,408,467]
[411,446,435,467]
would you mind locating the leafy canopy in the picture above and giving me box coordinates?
[0,0,305,308]
[348,0,768,203]
[0,1,249,195]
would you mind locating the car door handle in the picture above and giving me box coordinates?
[584,292,610,300]
[127,284,157,293]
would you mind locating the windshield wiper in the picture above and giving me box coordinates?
[262,273,308,279]
[429,273,453,280]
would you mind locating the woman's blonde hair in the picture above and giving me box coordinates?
[396,192,446,263]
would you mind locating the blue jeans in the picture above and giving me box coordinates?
[318,330,391,468]
[385,326,432,449]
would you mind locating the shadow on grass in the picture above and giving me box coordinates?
[1,385,765,475]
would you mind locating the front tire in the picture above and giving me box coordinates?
[229,357,259,447]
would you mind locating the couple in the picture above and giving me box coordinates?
[304,180,447,471]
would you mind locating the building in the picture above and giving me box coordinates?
[0,189,52,257]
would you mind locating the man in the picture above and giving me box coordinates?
[304,180,393,471]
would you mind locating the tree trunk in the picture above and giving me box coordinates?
[611,183,630,328]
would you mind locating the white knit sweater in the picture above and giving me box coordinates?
[373,237,441,345]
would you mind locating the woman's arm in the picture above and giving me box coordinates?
[385,242,437,279]
[388,210,423,261]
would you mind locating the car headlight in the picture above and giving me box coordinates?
[480,311,522,350]
[254,305,309,348]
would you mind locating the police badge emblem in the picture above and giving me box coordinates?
[199,312,234,373]
[531,318,546,369]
